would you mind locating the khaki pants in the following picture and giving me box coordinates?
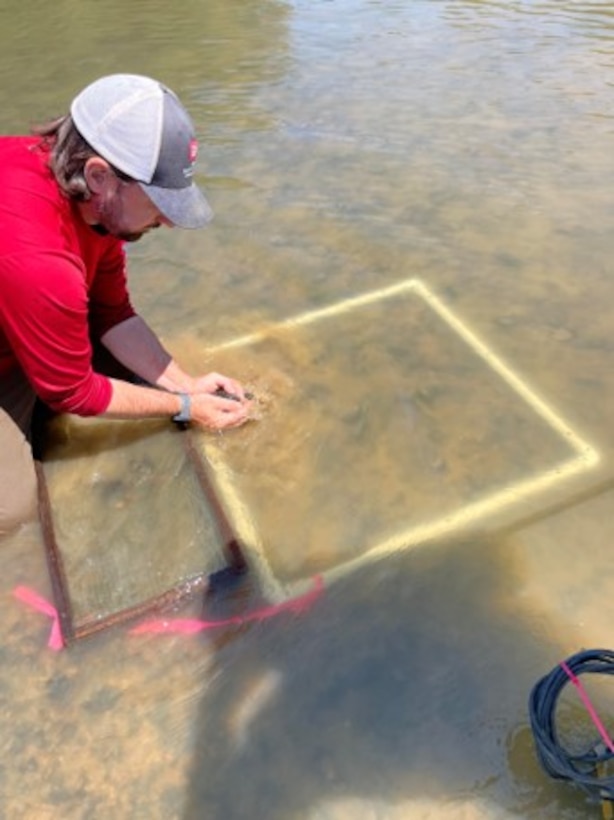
[0,369,37,534]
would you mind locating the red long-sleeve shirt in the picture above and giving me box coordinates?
[0,136,136,415]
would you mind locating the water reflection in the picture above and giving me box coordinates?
[445,1,614,45]
[0,0,290,131]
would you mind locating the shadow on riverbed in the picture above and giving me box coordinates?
[181,535,594,819]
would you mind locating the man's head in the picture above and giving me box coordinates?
[39,74,213,240]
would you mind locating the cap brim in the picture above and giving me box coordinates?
[139,181,213,229]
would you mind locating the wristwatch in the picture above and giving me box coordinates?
[172,392,192,423]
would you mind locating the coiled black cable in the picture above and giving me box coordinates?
[528,649,614,802]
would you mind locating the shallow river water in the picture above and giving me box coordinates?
[0,1,613,818]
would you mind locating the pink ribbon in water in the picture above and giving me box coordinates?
[560,660,614,754]
[13,575,324,649]
[12,585,64,651]
[131,574,325,636]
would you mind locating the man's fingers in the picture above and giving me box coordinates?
[214,385,254,403]
[191,390,253,430]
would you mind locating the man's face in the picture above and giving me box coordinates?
[84,158,173,241]
[93,175,173,242]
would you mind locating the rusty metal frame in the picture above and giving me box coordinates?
[35,428,245,645]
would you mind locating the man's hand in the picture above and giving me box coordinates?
[103,370,253,430]
[190,390,252,430]
[189,371,253,430]
[190,371,249,401]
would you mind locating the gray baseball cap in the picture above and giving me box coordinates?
[71,74,213,229]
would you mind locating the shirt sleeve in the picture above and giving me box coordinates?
[0,249,113,416]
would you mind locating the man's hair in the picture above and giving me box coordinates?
[34,114,132,201]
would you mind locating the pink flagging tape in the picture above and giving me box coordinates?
[13,586,64,651]
[561,661,614,754]
[13,575,324,649]
[131,575,325,636]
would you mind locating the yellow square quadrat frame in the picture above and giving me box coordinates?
[200,278,600,602]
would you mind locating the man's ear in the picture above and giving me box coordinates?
[83,157,115,194]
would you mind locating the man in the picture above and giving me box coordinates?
[0,74,252,534]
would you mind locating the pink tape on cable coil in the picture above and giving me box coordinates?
[560,660,614,754]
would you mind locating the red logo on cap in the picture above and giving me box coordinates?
[189,139,198,164]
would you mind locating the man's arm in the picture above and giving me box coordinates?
[100,315,251,429]
[101,315,247,395]
[101,377,250,429]
[101,315,189,390]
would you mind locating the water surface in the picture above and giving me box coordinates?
[1,1,613,818]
